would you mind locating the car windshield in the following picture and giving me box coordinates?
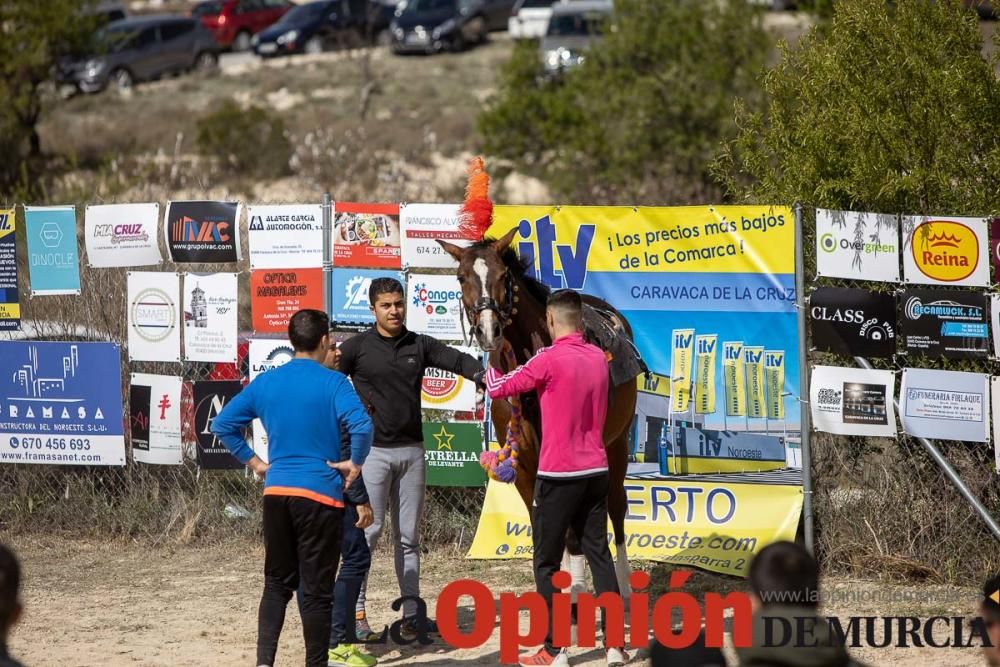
[547,11,607,36]
[401,0,455,13]
[277,1,330,24]
[93,25,136,52]
[192,1,225,16]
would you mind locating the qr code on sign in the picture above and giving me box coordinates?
[817,388,841,405]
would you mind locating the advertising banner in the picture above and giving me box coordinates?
[991,218,1000,279]
[400,203,470,269]
[165,201,241,263]
[247,203,322,269]
[84,203,162,267]
[183,273,238,363]
[127,271,181,363]
[329,268,405,324]
[423,422,486,487]
[901,288,988,359]
[192,380,243,469]
[405,273,464,340]
[489,206,801,444]
[24,206,80,296]
[765,350,785,420]
[467,478,803,577]
[809,287,896,358]
[694,334,717,415]
[670,329,694,413]
[723,342,746,417]
[810,365,896,437]
[744,346,766,419]
[0,209,19,331]
[250,268,323,334]
[900,368,989,442]
[815,209,899,282]
[902,216,989,287]
[421,345,480,412]
[332,202,401,269]
[0,341,125,466]
[992,377,1000,473]
[129,373,183,465]
[247,338,295,462]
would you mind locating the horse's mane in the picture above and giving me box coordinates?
[472,238,551,304]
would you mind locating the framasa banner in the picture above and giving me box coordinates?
[467,478,803,577]
[489,206,800,472]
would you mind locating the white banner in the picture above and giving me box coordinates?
[182,273,238,363]
[400,203,470,269]
[247,338,296,462]
[902,215,989,287]
[247,204,323,269]
[84,203,162,267]
[130,373,183,465]
[900,368,989,442]
[991,294,1000,358]
[810,365,896,437]
[127,271,181,362]
[991,378,1000,473]
[405,273,464,340]
[815,209,900,283]
[421,345,479,412]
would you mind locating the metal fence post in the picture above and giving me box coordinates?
[322,193,332,318]
[794,203,815,554]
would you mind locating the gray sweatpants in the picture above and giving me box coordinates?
[356,444,426,619]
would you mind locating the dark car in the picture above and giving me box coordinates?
[56,16,219,94]
[252,0,394,56]
[390,0,514,54]
[192,0,294,51]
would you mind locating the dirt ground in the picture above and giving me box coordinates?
[1,537,989,667]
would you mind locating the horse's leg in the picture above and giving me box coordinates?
[607,432,632,602]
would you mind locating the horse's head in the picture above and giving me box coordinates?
[437,226,519,352]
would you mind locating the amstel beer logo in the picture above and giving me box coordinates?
[421,368,464,404]
[911,220,978,282]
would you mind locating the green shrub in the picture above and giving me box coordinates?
[195,101,292,180]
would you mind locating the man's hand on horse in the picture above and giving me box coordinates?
[530,332,545,354]
[327,459,361,491]
[355,503,374,529]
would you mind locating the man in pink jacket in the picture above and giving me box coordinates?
[485,289,626,667]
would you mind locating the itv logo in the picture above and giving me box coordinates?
[515,215,595,290]
[673,331,692,349]
[696,337,716,355]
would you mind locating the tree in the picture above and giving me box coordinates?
[0,0,100,192]
[478,0,769,205]
[714,0,1000,215]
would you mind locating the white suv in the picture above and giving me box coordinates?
[508,0,555,40]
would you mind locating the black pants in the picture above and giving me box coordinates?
[258,494,344,667]
[531,473,620,654]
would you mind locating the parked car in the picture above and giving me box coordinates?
[539,0,609,77]
[252,0,394,56]
[56,16,220,94]
[508,0,554,40]
[87,2,129,25]
[391,0,512,53]
[192,0,294,52]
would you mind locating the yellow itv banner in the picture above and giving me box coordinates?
[670,328,694,413]
[723,342,746,417]
[765,350,785,420]
[467,479,803,577]
[744,346,766,419]
[694,334,717,414]
[637,370,670,398]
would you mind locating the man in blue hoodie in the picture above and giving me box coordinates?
[212,309,373,667]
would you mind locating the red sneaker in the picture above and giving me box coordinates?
[518,648,569,666]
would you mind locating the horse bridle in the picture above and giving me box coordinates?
[460,270,515,347]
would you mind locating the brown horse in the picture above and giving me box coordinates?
[439,227,637,599]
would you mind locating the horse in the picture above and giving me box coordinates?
[438,226,637,601]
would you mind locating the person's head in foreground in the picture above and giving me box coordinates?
[982,573,1000,666]
[545,289,583,339]
[748,540,819,612]
[649,631,727,667]
[288,309,330,360]
[0,542,22,644]
[368,277,405,337]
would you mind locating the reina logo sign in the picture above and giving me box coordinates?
[911,220,978,282]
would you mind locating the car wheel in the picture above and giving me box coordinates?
[110,67,133,93]
[233,30,252,52]
[304,36,324,55]
[193,51,218,73]
[472,16,488,43]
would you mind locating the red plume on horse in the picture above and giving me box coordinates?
[437,156,646,602]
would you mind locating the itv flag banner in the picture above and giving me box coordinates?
[670,329,694,413]
[723,342,746,417]
[765,350,785,420]
[489,206,800,436]
[744,346,766,419]
[25,206,81,296]
[694,334,717,415]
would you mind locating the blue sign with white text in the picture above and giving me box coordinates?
[25,207,81,295]
[329,268,406,325]
[0,341,125,466]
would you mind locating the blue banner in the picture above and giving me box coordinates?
[0,341,125,466]
[329,268,405,325]
[25,206,81,296]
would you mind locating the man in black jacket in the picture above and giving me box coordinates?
[336,277,484,637]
